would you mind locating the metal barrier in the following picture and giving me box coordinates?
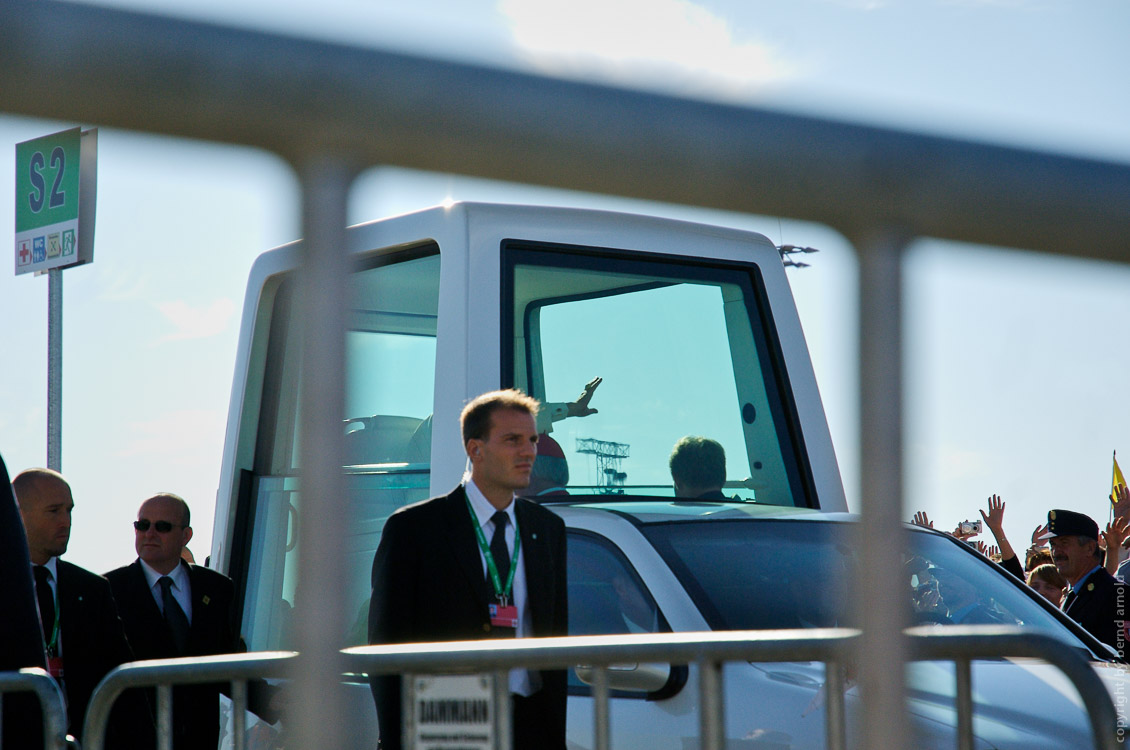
[81,652,295,750]
[83,628,1119,750]
[0,668,69,750]
[345,627,1121,750]
[7,5,1130,750]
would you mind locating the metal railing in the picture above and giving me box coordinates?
[81,652,295,750]
[6,5,1130,750]
[80,628,1120,750]
[0,668,70,750]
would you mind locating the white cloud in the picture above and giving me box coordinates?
[498,0,797,96]
[154,298,236,343]
[116,409,224,465]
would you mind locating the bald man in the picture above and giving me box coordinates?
[13,468,140,745]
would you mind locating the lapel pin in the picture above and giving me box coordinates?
[1087,583,1095,592]
[202,595,211,605]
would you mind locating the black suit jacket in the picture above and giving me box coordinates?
[106,560,253,750]
[1064,567,1128,657]
[369,486,568,750]
[55,560,140,741]
[0,453,48,748]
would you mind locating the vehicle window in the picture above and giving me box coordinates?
[568,532,662,637]
[567,531,664,694]
[240,251,439,651]
[505,244,811,508]
[642,520,1091,651]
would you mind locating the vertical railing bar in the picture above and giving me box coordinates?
[699,659,724,750]
[493,669,511,750]
[825,660,847,750]
[290,154,354,750]
[955,657,973,750]
[855,229,911,750]
[232,679,248,750]
[591,666,610,750]
[157,683,173,750]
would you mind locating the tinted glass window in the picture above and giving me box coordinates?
[506,245,810,508]
[241,251,439,651]
[642,520,1089,649]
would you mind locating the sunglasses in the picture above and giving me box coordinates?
[133,519,184,533]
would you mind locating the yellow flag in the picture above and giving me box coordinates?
[1113,452,1127,504]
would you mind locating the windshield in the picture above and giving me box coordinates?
[641,519,1093,652]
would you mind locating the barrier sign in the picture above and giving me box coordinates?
[406,674,495,750]
[15,127,97,275]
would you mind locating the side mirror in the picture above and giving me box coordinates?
[574,662,672,693]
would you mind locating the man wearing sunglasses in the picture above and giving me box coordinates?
[107,493,279,749]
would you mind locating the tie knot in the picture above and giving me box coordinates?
[159,576,174,592]
[491,511,509,530]
[34,565,51,584]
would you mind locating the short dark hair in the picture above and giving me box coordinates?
[460,389,540,445]
[143,493,191,527]
[669,436,726,490]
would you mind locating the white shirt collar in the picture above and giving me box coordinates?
[140,558,190,592]
[465,479,515,529]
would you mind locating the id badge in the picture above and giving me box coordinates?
[489,602,518,629]
[47,656,64,681]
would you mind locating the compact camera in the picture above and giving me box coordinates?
[958,520,982,536]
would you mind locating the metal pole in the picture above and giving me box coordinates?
[955,657,974,750]
[698,660,724,750]
[156,684,172,750]
[854,228,910,750]
[825,661,847,750]
[47,268,62,471]
[493,669,511,750]
[289,154,354,750]
[591,666,610,750]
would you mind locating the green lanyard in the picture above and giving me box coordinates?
[44,577,59,655]
[466,497,520,604]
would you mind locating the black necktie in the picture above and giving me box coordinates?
[159,576,190,653]
[33,565,55,646]
[1063,588,1077,612]
[489,511,511,590]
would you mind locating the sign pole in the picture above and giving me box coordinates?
[15,126,97,472]
[47,268,63,471]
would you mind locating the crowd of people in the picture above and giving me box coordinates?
[0,460,278,748]
[911,485,1130,657]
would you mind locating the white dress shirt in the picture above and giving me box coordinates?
[465,479,536,696]
[140,558,193,623]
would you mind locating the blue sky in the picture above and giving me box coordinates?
[2,0,1129,573]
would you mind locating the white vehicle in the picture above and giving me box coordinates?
[212,202,846,654]
[554,498,1129,749]
[220,202,1129,746]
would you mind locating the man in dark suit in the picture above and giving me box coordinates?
[1041,508,1128,656]
[13,468,140,746]
[1,456,49,748]
[106,493,278,749]
[369,389,569,750]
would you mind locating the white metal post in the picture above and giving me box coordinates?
[290,154,355,750]
[855,228,910,750]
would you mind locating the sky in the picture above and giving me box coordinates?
[2,0,1130,574]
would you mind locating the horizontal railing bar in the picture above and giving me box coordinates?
[3,1,1130,259]
[79,628,1118,750]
